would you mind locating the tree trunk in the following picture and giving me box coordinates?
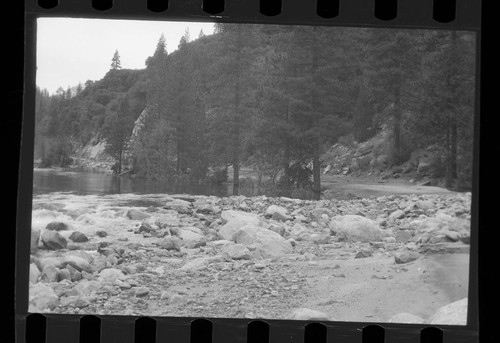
[450,117,458,180]
[393,73,402,156]
[176,140,181,174]
[312,138,321,200]
[446,30,459,189]
[311,27,321,200]
[118,149,122,174]
[354,68,370,142]
[232,25,243,196]
[233,159,240,196]
[283,143,291,196]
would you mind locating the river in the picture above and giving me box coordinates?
[32,168,235,197]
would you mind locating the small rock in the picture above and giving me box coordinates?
[395,230,412,242]
[29,263,40,284]
[41,265,59,283]
[74,298,91,308]
[98,268,125,282]
[69,231,89,243]
[60,255,93,273]
[310,208,334,223]
[66,264,82,282]
[355,249,373,258]
[45,221,70,231]
[158,236,182,251]
[388,210,405,223]
[41,230,67,250]
[416,200,434,210]
[222,243,252,260]
[59,296,79,307]
[266,205,288,217]
[160,291,185,304]
[58,268,71,281]
[134,287,150,297]
[71,280,101,296]
[95,230,108,237]
[394,251,420,264]
[272,212,289,222]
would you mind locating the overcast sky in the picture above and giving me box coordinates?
[36,18,215,94]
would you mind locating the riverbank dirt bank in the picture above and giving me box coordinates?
[28,189,471,324]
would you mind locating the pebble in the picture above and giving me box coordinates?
[134,287,150,297]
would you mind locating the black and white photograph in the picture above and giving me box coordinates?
[29,17,476,325]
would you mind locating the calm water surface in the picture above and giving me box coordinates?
[32,168,234,196]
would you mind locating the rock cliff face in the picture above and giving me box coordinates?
[29,191,471,322]
[70,107,150,172]
[322,128,446,185]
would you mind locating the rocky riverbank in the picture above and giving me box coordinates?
[29,191,471,324]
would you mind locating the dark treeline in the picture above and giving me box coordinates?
[35,24,476,198]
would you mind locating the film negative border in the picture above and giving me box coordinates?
[17,0,482,342]
[25,0,481,30]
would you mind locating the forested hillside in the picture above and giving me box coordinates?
[34,24,476,198]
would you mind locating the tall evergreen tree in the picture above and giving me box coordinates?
[111,50,122,70]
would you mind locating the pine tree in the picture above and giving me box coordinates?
[111,50,122,70]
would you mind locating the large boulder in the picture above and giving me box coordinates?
[176,229,207,248]
[417,162,432,175]
[29,283,59,311]
[59,255,93,273]
[221,243,251,260]
[98,268,125,283]
[164,199,192,214]
[31,227,41,254]
[430,298,468,325]
[218,210,262,241]
[45,221,70,231]
[329,215,385,243]
[41,230,67,250]
[67,250,94,264]
[195,202,221,214]
[394,251,420,264]
[127,209,151,220]
[234,225,292,258]
[288,308,333,321]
